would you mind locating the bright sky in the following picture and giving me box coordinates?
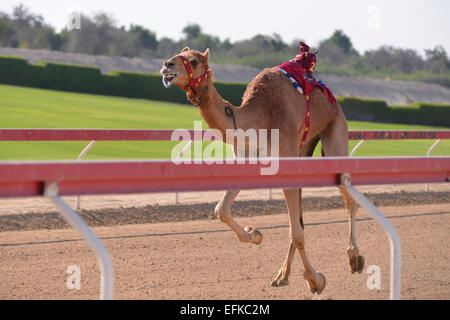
[2,0,450,55]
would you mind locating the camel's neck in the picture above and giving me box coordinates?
[192,79,242,135]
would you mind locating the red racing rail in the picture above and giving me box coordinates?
[0,157,448,198]
[0,154,448,300]
[1,129,448,301]
[1,129,449,141]
[347,130,450,140]
[0,129,177,141]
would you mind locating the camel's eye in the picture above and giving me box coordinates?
[190,59,198,68]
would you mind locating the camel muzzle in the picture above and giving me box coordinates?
[160,67,179,88]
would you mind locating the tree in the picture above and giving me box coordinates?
[0,5,448,88]
[269,33,287,51]
[317,30,358,66]
[12,4,44,28]
[318,41,348,66]
[322,30,357,55]
[391,48,424,74]
[425,45,449,74]
[182,24,201,39]
[129,24,158,51]
[363,46,425,74]
[0,13,18,47]
[219,38,232,51]
[156,37,179,59]
[62,12,141,57]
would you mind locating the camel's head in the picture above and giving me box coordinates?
[160,47,211,89]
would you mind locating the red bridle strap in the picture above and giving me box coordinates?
[178,55,211,101]
[298,94,311,150]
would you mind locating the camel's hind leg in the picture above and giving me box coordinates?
[338,187,365,273]
[282,188,326,294]
[271,188,303,287]
[270,136,319,287]
[320,108,365,273]
[271,136,319,287]
[214,190,263,244]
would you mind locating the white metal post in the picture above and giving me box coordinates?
[76,140,97,209]
[426,139,441,157]
[350,140,366,157]
[45,182,114,300]
[425,139,441,191]
[341,174,401,300]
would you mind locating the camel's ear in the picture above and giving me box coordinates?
[181,47,190,53]
[202,48,210,60]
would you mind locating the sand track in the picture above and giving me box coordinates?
[0,191,448,300]
[0,189,449,232]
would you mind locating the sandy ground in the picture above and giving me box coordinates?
[1,183,448,216]
[0,184,448,232]
[0,183,448,300]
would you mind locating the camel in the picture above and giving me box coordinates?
[160,47,365,294]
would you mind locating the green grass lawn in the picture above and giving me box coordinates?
[0,84,448,160]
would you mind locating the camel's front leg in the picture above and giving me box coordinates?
[283,188,326,294]
[214,190,263,244]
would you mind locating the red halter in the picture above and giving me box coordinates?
[178,55,211,101]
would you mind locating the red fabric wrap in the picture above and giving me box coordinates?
[299,96,311,149]
[276,61,336,104]
[299,41,310,53]
[276,61,337,150]
[295,42,317,74]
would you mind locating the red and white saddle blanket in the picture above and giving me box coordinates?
[276,61,337,149]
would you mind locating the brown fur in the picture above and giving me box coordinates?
[161,48,365,295]
[242,69,286,113]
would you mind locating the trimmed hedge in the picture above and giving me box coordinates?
[337,97,450,127]
[214,81,246,106]
[0,56,190,104]
[0,55,448,127]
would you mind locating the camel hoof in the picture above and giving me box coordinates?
[244,226,263,245]
[269,279,289,287]
[277,279,289,287]
[349,255,365,274]
[305,272,326,295]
